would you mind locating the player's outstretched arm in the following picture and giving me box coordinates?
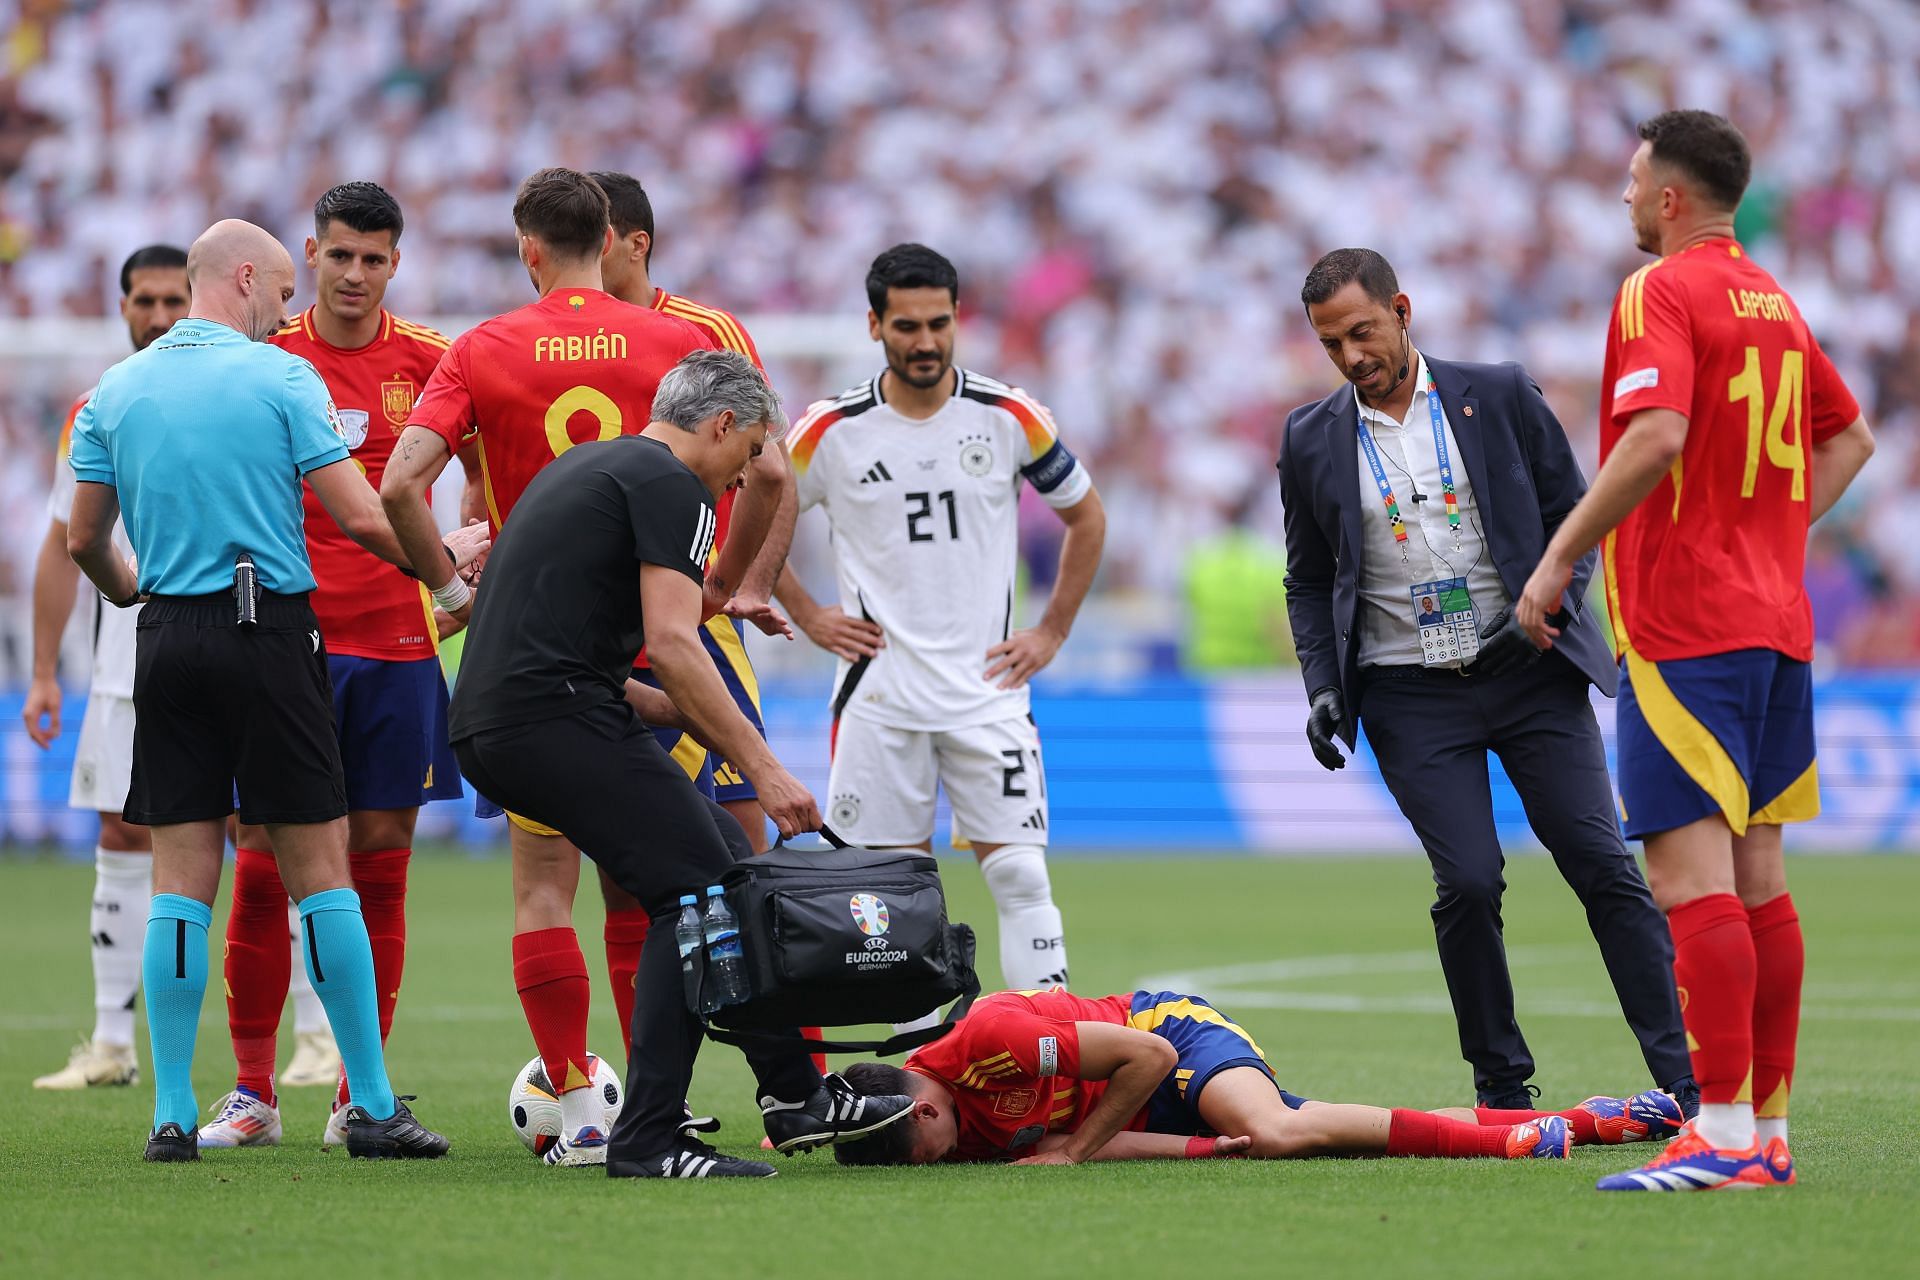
[375,425,490,622]
[24,515,79,748]
[1517,407,1689,648]
[711,443,798,631]
[986,486,1106,690]
[315,448,489,577]
[1810,414,1875,524]
[1007,1022,1176,1166]
[1027,1130,1252,1162]
[643,562,821,838]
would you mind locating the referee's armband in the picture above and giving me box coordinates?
[1021,440,1092,509]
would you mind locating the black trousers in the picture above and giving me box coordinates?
[454,701,819,1161]
[1358,653,1691,1096]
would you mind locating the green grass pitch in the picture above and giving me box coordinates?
[3,852,1916,1278]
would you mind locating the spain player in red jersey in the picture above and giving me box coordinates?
[381,168,724,1166]
[192,183,478,1149]
[1518,111,1876,1192]
[832,988,1689,1165]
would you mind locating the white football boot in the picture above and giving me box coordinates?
[33,1038,138,1089]
[198,1089,283,1148]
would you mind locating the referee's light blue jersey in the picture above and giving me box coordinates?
[68,318,350,596]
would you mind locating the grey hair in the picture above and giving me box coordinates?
[650,349,787,442]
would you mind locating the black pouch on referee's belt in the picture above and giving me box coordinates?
[687,833,979,1057]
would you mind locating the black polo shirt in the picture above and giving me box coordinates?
[450,434,714,738]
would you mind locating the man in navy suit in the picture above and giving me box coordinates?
[1277,248,1693,1113]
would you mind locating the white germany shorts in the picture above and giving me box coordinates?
[69,693,137,814]
[826,714,1048,847]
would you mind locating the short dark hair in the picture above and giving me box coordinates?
[589,170,654,264]
[831,1063,921,1166]
[1300,248,1399,311]
[1637,110,1751,211]
[511,167,611,262]
[119,244,187,296]
[866,243,959,316]
[313,181,405,245]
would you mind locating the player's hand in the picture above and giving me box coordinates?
[798,604,885,662]
[754,766,821,840]
[724,594,794,640]
[1209,1135,1254,1157]
[1471,605,1542,678]
[22,676,61,749]
[444,518,491,580]
[1010,1149,1079,1166]
[1516,553,1574,650]
[1305,686,1347,771]
[985,625,1064,690]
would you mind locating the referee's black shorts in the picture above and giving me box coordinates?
[125,592,347,826]
[453,701,749,916]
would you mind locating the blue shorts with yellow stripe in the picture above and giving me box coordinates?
[1126,991,1306,1134]
[1616,647,1818,840]
[629,614,765,803]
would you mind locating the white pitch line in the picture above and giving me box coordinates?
[1139,949,1920,1023]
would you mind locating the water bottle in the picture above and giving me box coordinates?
[674,894,703,1009]
[701,886,750,1012]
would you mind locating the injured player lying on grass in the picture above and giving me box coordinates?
[832,989,1685,1165]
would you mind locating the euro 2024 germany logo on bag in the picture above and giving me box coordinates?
[849,893,891,937]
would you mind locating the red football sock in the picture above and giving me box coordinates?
[1668,893,1757,1106]
[513,928,594,1093]
[1472,1106,1600,1145]
[1386,1109,1511,1157]
[1747,893,1803,1122]
[226,847,291,1103]
[602,908,651,1060]
[349,848,410,1046]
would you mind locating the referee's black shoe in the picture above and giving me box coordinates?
[1477,1082,1542,1111]
[760,1073,916,1154]
[344,1096,450,1159]
[611,1138,777,1179]
[143,1122,200,1162]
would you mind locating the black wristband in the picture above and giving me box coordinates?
[399,544,458,581]
[108,590,141,609]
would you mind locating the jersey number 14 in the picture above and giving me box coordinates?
[1728,346,1805,502]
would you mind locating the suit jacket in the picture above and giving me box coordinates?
[1277,356,1614,746]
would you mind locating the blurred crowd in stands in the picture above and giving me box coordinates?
[1,0,1917,675]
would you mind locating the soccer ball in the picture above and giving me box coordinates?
[506,1053,623,1156]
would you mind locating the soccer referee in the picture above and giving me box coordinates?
[65,219,483,1162]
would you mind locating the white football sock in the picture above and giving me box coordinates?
[1695,1101,1755,1150]
[288,900,328,1035]
[90,848,151,1046]
[1756,1116,1788,1146]
[979,844,1068,990]
[560,1080,604,1136]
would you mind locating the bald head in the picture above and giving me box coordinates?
[187,219,296,341]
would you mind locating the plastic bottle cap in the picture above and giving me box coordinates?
[678,894,697,906]
[706,886,725,896]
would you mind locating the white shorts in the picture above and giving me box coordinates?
[69,694,137,814]
[826,714,1048,847]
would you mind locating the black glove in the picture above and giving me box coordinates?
[1305,686,1347,771]
[1473,604,1546,677]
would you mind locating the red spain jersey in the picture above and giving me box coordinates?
[408,288,713,534]
[905,989,1140,1162]
[1600,238,1860,662]
[271,309,450,660]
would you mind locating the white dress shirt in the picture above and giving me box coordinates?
[1353,353,1511,668]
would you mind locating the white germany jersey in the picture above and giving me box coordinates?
[49,391,138,700]
[789,369,1092,732]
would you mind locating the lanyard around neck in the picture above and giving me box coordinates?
[1355,370,1460,557]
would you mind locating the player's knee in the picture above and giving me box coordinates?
[97,812,150,852]
[1433,865,1504,912]
[979,844,1052,909]
[1243,1113,1330,1159]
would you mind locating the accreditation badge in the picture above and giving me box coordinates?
[1411,578,1480,666]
